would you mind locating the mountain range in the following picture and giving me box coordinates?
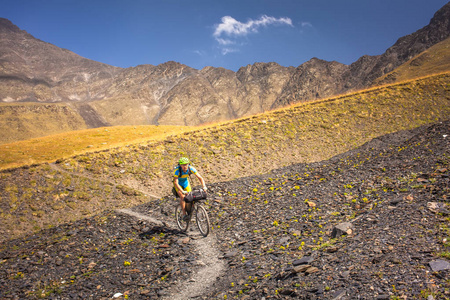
[1,5,450,297]
[0,2,449,137]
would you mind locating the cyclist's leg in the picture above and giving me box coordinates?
[173,185,184,215]
[182,184,192,216]
[174,184,191,216]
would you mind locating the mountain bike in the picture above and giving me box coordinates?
[174,188,210,237]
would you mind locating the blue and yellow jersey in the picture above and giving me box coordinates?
[173,165,197,189]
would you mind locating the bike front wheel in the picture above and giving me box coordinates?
[175,204,190,232]
[195,205,210,237]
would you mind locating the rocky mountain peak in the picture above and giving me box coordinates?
[152,61,196,78]
[0,18,23,34]
[430,2,450,30]
[236,62,286,83]
[305,57,323,64]
[358,2,450,86]
[158,60,188,69]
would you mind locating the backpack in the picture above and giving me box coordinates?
[177,163,192,177]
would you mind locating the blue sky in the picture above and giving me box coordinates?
[2,0,448,71]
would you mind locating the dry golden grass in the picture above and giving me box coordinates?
[0,125,195,170]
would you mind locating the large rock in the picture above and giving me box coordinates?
[331,222,354,239]
[429,259,450,272]
[293,256,314,266]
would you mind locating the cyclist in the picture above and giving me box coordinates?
[173,157,207,220]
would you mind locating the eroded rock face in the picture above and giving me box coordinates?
[271,58,349,108]
[0,2,449,129]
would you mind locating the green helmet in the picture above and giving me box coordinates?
[178,157,190,165]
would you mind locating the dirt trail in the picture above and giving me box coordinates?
[117,208,165,227]
[118,208,225,300]
[48,163,225,299]
[164,234,225,300]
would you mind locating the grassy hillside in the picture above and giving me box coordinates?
[374,37,450,85]
[0,102,88,144]
[0,72,449,241]
[0,124,194,170]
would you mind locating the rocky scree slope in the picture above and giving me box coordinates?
[0,2,450,133]
[0,120,449,299]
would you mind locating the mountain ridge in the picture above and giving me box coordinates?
[373,36,450,85]
[0,2,449,140]
[272,2,450,108]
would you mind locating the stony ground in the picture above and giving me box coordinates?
[0,120,449,299]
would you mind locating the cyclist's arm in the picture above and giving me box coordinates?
[173,177,185,198]
[194,172,206,189]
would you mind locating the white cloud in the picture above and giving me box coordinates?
[213,15,293,55]
[221,47,239,55]
[301,22,312,28]
[214,15,293,38]
[216,37,235,46]
[193,50,206,56]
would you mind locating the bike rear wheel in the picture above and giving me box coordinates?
[175,204,190,232]
[196,205,210,237]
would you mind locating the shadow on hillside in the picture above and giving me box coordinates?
[138,226,187,239]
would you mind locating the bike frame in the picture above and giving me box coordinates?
[175,190,210,236]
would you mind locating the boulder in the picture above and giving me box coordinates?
[331,222,354,238]
[429,259,450,272]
